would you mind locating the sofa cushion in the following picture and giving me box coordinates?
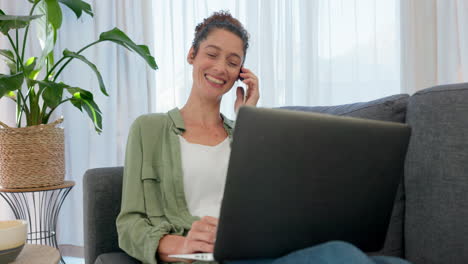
[404,82,468,264]
[282,93,410,257]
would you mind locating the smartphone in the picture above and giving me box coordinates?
[238,68,244,81]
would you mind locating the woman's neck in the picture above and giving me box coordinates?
[180,95,223,128]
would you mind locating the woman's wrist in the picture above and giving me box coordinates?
[157,235,188,263]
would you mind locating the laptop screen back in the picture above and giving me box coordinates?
[214,106,411,262]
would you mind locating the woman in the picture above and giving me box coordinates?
[116,11,410,264]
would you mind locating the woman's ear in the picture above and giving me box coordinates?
[187,47,195,64]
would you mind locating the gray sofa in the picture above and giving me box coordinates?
[83,82,468,264]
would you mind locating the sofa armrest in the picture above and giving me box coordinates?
[83,167,134,264]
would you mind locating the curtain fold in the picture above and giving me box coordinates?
[401,0,468,94]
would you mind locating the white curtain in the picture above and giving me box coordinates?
[0,0,156,247]
[401,0,468,94]
[152,0,401,120]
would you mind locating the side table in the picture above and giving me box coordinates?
[11,244,60,264]
[0,181,75,264]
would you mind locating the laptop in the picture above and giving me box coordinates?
[170,106,411,262]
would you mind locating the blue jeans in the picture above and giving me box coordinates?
[227,241,411,264]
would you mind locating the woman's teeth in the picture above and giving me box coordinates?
[206,75,225,85]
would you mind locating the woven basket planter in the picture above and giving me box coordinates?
[0,119,65,189]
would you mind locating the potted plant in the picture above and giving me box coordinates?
[0,0,157,188]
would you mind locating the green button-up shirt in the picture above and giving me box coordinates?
[116,108,234,264]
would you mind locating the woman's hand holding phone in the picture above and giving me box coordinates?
[234,67,260,113]
[157,216,218,263]
[184,216,218,253]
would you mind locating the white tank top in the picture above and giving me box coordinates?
[178,135,231,218]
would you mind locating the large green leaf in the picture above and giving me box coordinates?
[37,80,66,109]
[99,27,158,70]
[66,87,103,133]
[24,57,38,86]
[0,49,14,61]
[59,0,93,18]
[24,57,37,78]
[44,0,62,31]
[0,10,43,35]
[63,49,108,96]
[0,73,23,99]
[0,49,16,74]
[28,79,68,124]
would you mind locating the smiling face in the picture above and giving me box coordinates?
[188,28,244,101]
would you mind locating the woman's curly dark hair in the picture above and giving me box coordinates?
[192,11,249,62]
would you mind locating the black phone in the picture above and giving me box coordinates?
[238,68,244,81]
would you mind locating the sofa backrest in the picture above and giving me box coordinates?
[83,167,124,264]
[281,93,409,123]
[404,82,468,264]
[282,93,409,257]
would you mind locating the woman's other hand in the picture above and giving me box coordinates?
[157,216,218,263]
[234,67,260,113]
